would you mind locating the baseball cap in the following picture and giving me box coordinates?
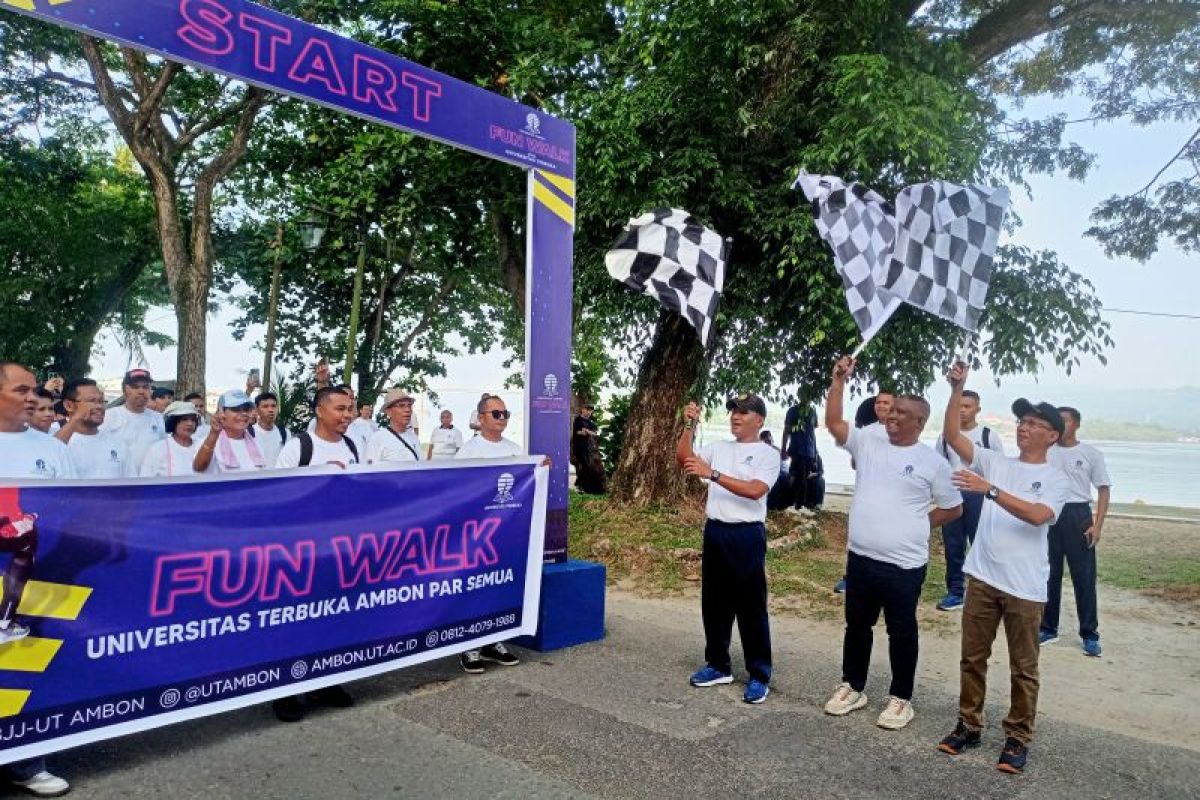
[122,368,153,385]
[1011,399,1065,435]
[218,389,254,411]
[383,388,414,409]
[725,392,767,417]
[163,400,200,418]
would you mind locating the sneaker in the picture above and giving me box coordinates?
[272,695,306,723]
[1038,630,1059,647]
[480,642,520,666]
[937,719,982,754]
[689,665,734,687]
[0,621,30,644]
[310,684,354,708]
[460,650,485,674]
[997,737,1029,774]
[833,578,847,594]
[11,770,70,797]
[743,679,769,704]
[1082,638,1102,657]
[823,682,868,716]
[936,593,964,611]
[876,696,915,730]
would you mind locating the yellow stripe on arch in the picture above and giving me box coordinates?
[535,170,576,199]
[12,580,93,621]
[0,689,30,718]
[0,637,63,673]
[533,180,575,227]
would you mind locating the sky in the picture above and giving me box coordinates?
[93,95,1200,421]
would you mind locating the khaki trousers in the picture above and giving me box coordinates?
[958,578,1044,744]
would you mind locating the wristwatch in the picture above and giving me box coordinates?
[985,485,1000,501]
[709,470,722,483]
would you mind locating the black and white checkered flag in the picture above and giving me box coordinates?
[793,171,900,342]
[605,209,730,346]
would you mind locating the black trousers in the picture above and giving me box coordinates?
[842,550,927,700]
[701,519,772,683]
[1042,502,1099,641]
[0,522,36,624]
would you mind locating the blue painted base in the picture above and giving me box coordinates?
[513,559,606,652]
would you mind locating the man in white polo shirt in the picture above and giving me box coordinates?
[677,393,781,705]
[99,368,165,468]
[1041,406,1111,656]
[427,409,464,460]
[365,389,422,464]
[937,361,1069,776]
[823,356,962,730]
[55,379,136,479]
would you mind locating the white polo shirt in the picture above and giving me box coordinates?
[696,440,780,524]
[99,405,165,468]
[66,430,136,479]
[1048,442,1111,504]
[365,427,423,464]
[429,426,464,459]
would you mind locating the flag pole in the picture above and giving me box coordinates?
[955,331,976,365]
[850,339,870,359]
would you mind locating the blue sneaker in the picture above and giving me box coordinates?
[833,578,847,594]
[689,665,734,687]
[1038,630,1059,647]
[743,679,769,704]
[1082,638,1102,657]
[937,593,964,611]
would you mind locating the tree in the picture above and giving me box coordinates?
[0,135,163,378]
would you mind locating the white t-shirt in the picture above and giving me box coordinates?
[139,436,202,478]
[864,422,889,440]
[455,435,523,460]
[276,434,359,469]
[204,436,266,474]
[347,419,377,455]
[365,428,423,464]
[251,424,288,470]
[429,426,464,459]
[695,440,781,524]
[1048,442,1111,504]
[935,425,1006,471]
[0,428,76,479]
[840,427,961,569]
[66,430,136,479]
[99,405,165,468]
[964,449,1070,602]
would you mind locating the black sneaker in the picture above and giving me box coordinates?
[997,737,1029,774]
[479,642,520,666]
[460,650,486,674]
[310,684,354,708]
[272,695,307,723]
[937,720,982,755]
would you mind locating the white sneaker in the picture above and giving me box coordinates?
[12,771,70,797]
[876,696,915,730]
[824,682,868,716]
[0,622,30,644]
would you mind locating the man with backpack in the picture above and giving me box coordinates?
[251,392,288,467]
[933,389,1005,611]
[275,387,360,469]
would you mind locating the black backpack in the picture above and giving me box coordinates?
[942,427,991,459]
[297,431,358,466]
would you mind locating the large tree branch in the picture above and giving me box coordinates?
[77,36,133,138]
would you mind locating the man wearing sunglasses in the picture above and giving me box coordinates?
[937,361,1069,776]
[456,395,522,459]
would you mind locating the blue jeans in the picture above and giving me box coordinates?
[701,519,772,683]
[942,491,984,596]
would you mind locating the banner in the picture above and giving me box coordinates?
[0,0,575,177]
[0,459,547,763]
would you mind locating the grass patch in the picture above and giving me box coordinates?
[1099,556,1200,593]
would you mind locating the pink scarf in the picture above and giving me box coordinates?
[217,430,265,470]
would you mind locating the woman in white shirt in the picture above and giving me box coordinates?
[193,390,268,474]
[140,401,204,478]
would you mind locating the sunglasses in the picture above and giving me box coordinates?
[488,410,511,420]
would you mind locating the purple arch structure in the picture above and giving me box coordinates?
[2,0,577,562]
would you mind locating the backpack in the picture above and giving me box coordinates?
[298,431,358,466]
[942,426,991,459]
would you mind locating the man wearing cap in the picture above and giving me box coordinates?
[937,361,1069,775]
[55,379,137,479]
[678,392,780,705]
[194,390,269,474]
[823,356,962,730]
[99,368,165,468]
[1041,406,1111,656]
[365,390,422,464]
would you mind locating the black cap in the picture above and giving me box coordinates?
[725,392,767,417]
[1012,399,1065,435]
[122,368,153,385]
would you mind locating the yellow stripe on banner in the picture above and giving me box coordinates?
[12,580,93,621]
[533,180,575,227]
[536,170,576,199]
[0,689,30,718]
[0,1,36,10]
[0,637,62,673]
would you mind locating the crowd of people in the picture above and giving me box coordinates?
[679,355,1111,777]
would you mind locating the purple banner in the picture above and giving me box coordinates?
[0,0,575,177]
[0,461,547,763]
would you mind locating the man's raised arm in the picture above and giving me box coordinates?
[943,361,975,466]
[824,356,853,447]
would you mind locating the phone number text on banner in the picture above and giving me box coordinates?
[0,459,547,763]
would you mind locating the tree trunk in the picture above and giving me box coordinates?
[609,314,706,505]
[174,269,209,397]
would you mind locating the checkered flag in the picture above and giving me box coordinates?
[884,183,1010,331]
[605,209,730,346]
[793,171,900,342]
